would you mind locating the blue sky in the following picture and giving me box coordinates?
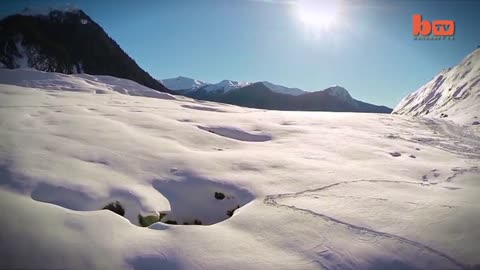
[1,0,479,107]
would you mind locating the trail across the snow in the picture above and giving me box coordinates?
[407,118,480,159]
[264,179,468,270]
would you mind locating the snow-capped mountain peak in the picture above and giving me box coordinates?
[159,77,251,93]
[160,77,307,96]
[160,76,209,91]
[203,79,252,93]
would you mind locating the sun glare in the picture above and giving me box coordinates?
[296,0,341,32]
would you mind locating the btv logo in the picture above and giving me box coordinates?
[413,14,455,40]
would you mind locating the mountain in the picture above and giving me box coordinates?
[160,77,253,95]
[393,48,480,124]
[188,82,391,113]
[162,77,390,113]
[0,8,172,94]
[202,80,252,93]
[160,76,208,91]
[161,77,306,96]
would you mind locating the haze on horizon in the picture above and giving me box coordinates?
[1,0,479,107]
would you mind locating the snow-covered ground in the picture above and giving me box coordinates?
[0,69,479,270]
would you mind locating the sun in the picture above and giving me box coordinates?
[295,0,341,32]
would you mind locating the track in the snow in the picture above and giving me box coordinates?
[264,179,468,270]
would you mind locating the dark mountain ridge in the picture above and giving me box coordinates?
[0,9,172,94]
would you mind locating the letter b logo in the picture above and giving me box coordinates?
[413,14,431,36]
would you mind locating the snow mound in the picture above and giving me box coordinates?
[0,68,176,100]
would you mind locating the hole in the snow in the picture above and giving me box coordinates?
[29,174,253,227]
[197,125,272,142]
[151,173,254,225]
[102,201,125,216]
[215,192,225,200]
[389,152,402,157]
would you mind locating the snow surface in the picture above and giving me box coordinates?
[393,49,480,125]
[0,69,479,270]
[0,68,176,99]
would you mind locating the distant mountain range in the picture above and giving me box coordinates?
[160,77,306,96]
[0,8,391,113]
[393,48,480,124]
[160,76,392,113]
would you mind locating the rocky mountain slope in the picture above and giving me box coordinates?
[393,49,480,125]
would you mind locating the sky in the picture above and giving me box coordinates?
[1,0,479,107]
